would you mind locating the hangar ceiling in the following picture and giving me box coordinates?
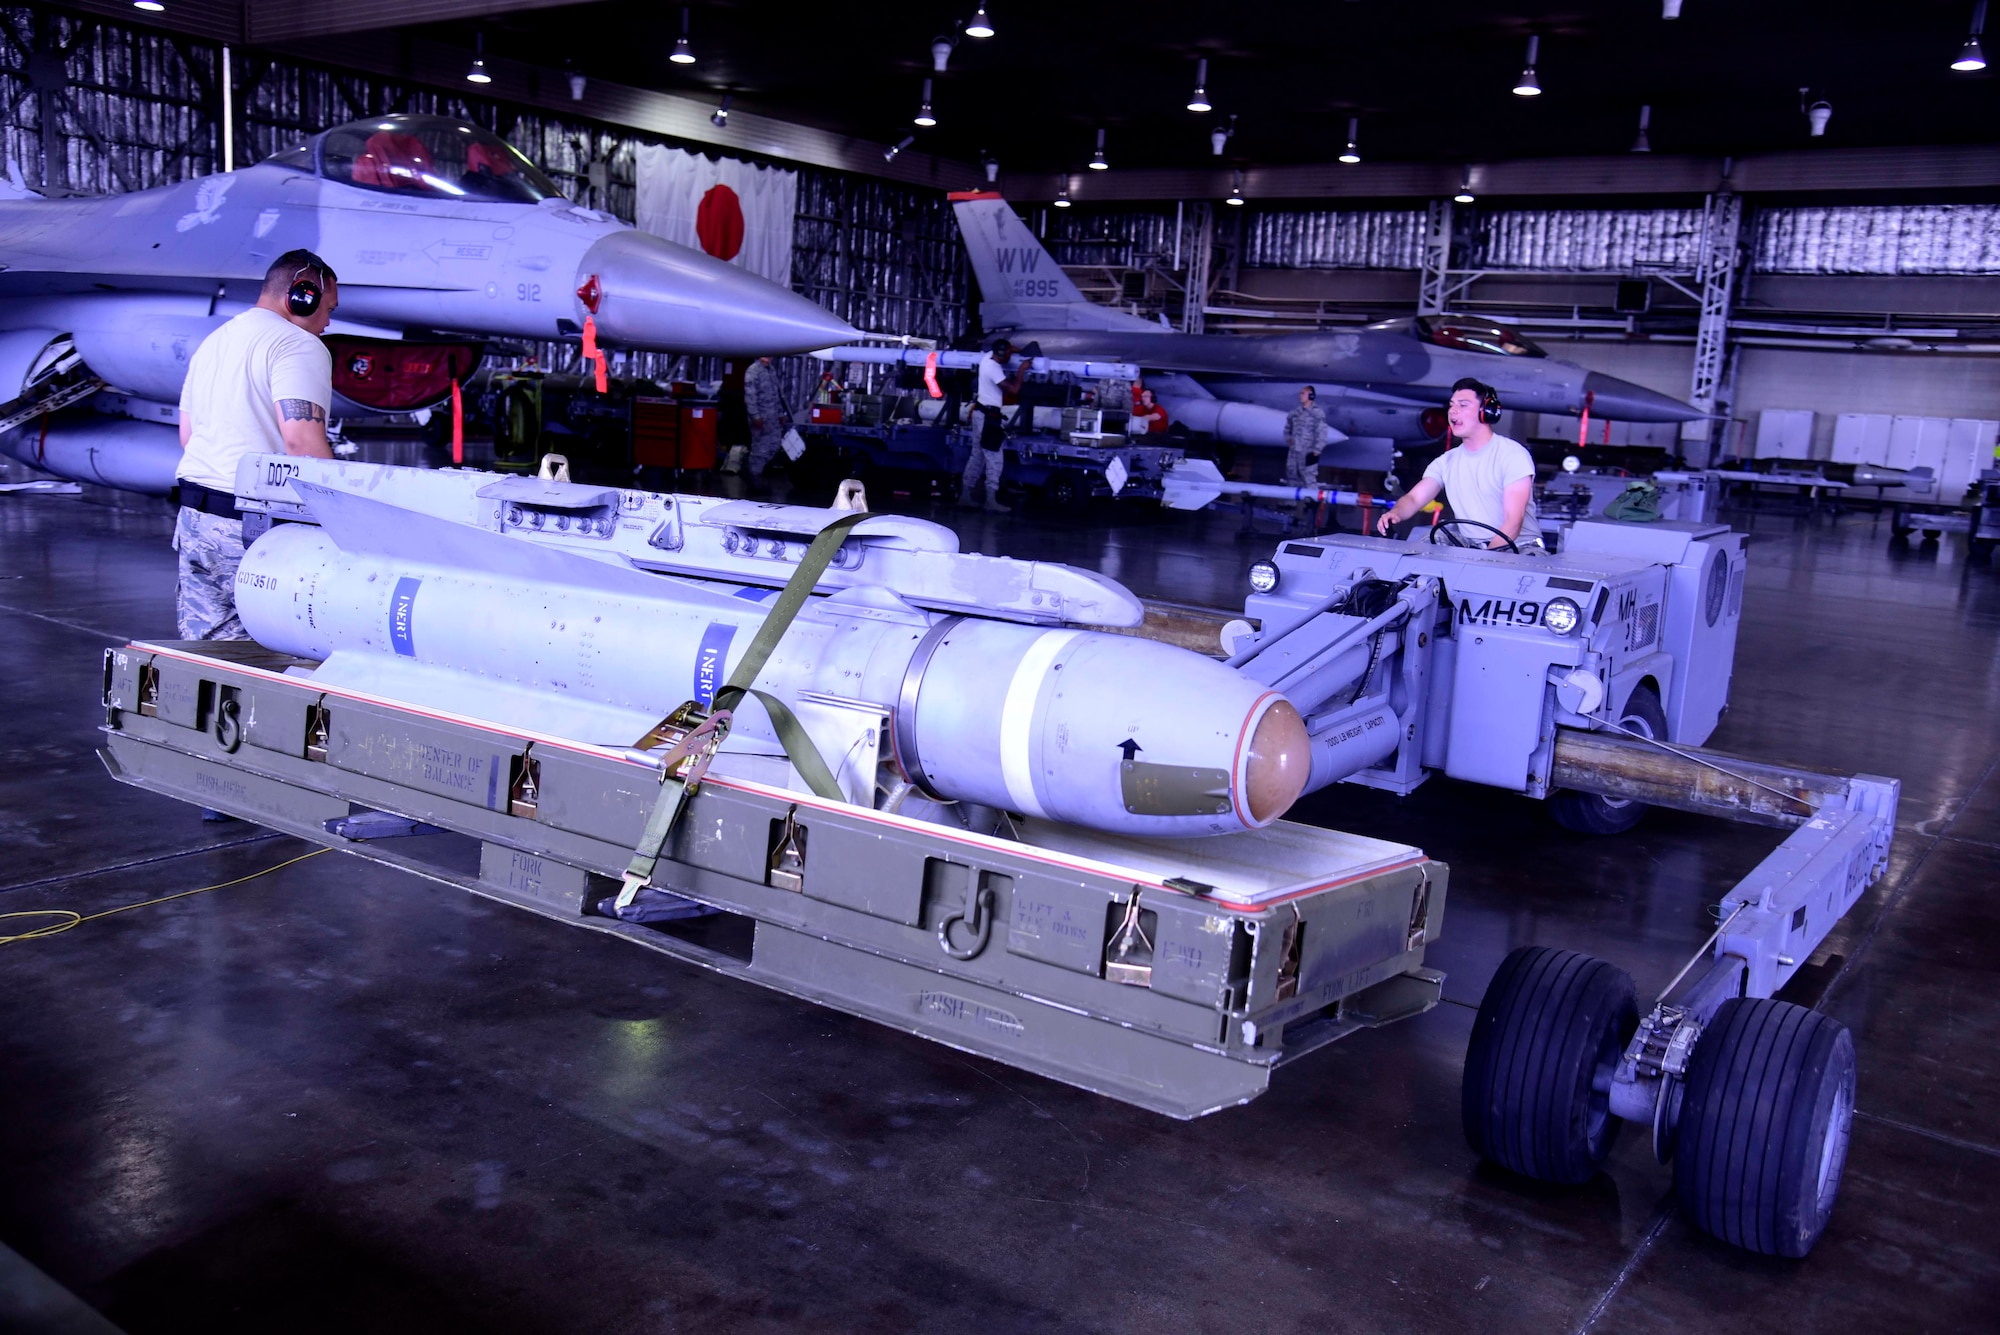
[47,0,2000,196]
[399,1,1999,170]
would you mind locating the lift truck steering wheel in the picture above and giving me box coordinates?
[1429,518,1518,553]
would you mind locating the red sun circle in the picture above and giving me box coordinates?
[695,183,746,262]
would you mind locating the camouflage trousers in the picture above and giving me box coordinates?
[173,507,250,641]
[746,427,786,478]
[1283,442,1321,487]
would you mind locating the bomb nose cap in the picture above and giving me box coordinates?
[1240,695,1311,826]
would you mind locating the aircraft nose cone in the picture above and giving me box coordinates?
[578,229,855,355]
[1581,371,1704,424]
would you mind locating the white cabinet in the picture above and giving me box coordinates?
[1755,409,1815,460]
[1831,413,1893,465]
[1945,418,1999,502]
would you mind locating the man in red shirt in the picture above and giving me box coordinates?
[1131,387,1170,435]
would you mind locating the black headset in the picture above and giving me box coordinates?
[287,257,329,318]
[1302,385,1316,401]
[1456,382,1502,424]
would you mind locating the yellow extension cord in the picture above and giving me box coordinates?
[0,847,328,946]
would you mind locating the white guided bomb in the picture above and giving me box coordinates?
[231,464,1311,838]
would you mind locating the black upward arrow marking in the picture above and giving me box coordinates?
[1117,738,1142,761]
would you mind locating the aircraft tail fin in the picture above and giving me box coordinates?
[948,191,1161,334]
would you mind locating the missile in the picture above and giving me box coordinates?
[231,464,1312,838]
[1160,457,1393,513]
[813,344,1142,382]
[1152,395,1347,452]
[0,414,182,495]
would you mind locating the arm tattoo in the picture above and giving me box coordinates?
[277,399,326,424]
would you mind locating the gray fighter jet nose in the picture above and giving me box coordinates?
[577,229,855,356]
[1581,371,1704,424]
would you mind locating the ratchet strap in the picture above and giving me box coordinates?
[616,509,873,907]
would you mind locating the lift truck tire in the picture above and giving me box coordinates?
[1673,997,1856,1258]
[1549,687,1669,836]
[1463,947,1639,1185]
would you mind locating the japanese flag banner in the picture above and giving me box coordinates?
[635,145,798,287]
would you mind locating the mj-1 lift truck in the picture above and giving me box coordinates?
[1225,513,1897,1257]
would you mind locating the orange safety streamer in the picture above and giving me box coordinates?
[450,379,464,465]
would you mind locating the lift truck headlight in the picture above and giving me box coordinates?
[1542,597,1582,635]
[1248,560,1280,594]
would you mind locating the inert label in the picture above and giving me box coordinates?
[693,622,736,707]
[389,577,421,656]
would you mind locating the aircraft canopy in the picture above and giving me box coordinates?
[1369,315,1548,359]
[312,115,563,204]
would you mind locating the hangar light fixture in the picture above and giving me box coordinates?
[670,7,696,65]
[1632,104,1652,153]
[1211,113,1235,156]
[567,67,586,101]
[1089,127,1109,170]
[1225,169,1245,206]
[1952,2,1988,70]
[132,0,165,10]
[466,33,492,85]
[915,78,937,127]
[1187,58,1212,113]
[932,36,956,72]
[883,135,915,163]
[1513,35,1541,96]
[1054,178,1072,207]
[1662,0,1682,15]
[966,5,995,39]
[1454,167,1475,205]
[711,94,731,128]
[1339,117,1361,164]
[981,150,999,183]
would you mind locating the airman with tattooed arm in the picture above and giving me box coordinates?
[172,249,338,643]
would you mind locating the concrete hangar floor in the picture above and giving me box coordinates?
[0,470,1995,1333]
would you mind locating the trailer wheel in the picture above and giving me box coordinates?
[1045,473,1088,509]
[1463,947,1638,1185]
[1549,686,1668,835]
[1673,998,1855,1258]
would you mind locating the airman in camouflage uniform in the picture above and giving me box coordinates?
[742,355,790,482]
[1284,385,1328,486]
[173,508,249,640]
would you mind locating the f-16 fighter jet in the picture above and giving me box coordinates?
[949,191,1700,471]
[0,114,856,493]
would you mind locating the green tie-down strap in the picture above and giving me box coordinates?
[1604,481,1662,523]
[618,509,873,904]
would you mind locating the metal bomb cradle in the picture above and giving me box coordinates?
[100,457,1444,1120]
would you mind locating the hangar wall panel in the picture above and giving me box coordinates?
[1477,209,1707,272]
[1754,206,2000,275]
[1243,209,1428,270]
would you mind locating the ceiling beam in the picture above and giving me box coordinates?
[54,0,242,42]
[245,0,590,44]
[1009,146,2000,205]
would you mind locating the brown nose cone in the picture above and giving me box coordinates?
[1243,698,1311,825]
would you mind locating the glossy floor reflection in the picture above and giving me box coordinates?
[1,486,1995,1334]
